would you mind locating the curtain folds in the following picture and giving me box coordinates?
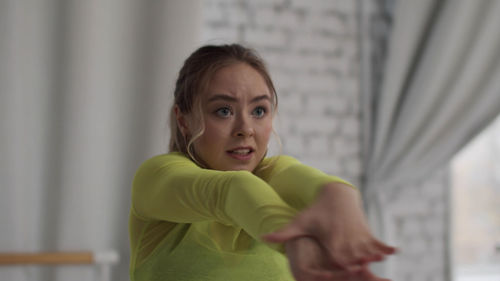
[361,0,500,278]
[0,1,202,280]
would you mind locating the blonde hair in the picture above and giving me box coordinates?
[169,44,280,168]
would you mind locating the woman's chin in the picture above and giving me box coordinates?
[217,161,258,172]
[223,165,255,172]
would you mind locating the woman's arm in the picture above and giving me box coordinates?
[256,155,354,210]
[258,155,396,268]
[285,236,391,281]
[263,182,396,269]
[131,153,297,240]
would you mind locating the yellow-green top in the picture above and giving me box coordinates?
[129,152,352,281]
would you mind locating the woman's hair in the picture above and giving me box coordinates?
[168,43,279,165]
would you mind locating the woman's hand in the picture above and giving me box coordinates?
[263,183,396,269]
[285,236,391,281]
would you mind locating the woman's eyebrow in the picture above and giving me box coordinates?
[207,94,237,103]
[207,94,271,103]
[250,95,271,103]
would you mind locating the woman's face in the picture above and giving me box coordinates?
[185,62,274,172]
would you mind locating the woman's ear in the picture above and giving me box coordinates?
[174,105,190,137]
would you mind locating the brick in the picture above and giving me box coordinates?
[278,92,303,115]
[331,0,357,14]
[405,236,428,256]
[253,9,277,27]
[390,198,428,216]
[325,95,349,116]
[227,5,253,26]
[333,137,360,157]
[267,133,282,156]
[273,11,298,29]
[343,157,362,179]
[274,114,298,135]
[305,95,329,116]
[339,116,360,138]
[423,217,445,237]
[246,27,287,49]
[307,136,329,156]
[248,0,286,7]
[296,73,339,93]
[283,135,304,156]
[271,72,298,93]
[201,26,239,43]
[300,156,342,175]
[312,12,349,34]
[291,52,327,71]
[290,0,333,13]
[295,116,338,135]
[292,33,322,53]
[203,1,229,24]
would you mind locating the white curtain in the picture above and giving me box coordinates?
[360,0,500,278]
[0,1,202,280]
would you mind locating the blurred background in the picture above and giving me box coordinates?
[1,0,499,280]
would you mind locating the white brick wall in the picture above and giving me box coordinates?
[383,168,450,281]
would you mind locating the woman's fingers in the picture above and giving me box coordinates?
[324,238,393,270]
[346,253,384,267]
[373,239,397,255]
[321,243,366,271]
[261,223,305,243]
[285,236,392,281]
[356,240,386,264]
[295,268,335,281]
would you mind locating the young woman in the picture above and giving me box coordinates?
[129,44,396,281]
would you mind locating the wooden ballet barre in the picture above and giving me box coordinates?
[0,252,93,265]
[0,250,119,281]
[0,251,119,265]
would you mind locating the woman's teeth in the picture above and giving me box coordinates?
[231,149,251,155]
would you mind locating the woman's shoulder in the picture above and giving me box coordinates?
[136,152,196,173]
[262,154,302,167]
[263,154,300,163]
[147,151,190,162]
[255,154,302,178]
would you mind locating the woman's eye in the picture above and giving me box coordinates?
[215,107,232,117]
[252,106,266,118]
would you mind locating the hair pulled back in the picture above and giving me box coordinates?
[169,44,278,159]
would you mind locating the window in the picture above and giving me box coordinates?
[452,114,500,281]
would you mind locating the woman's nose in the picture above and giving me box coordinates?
[233,114,254,137]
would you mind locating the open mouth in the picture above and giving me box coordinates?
[226,147,255,160]
[227,148,253,155]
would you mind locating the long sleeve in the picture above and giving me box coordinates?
[129,153,354,281]
[131,152,297,240]
[255,155,355,210]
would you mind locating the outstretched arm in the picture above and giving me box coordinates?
[132,153,297,241]
[257,156,395,269]
[264,183,396,267]
[263,183,396,267]
[255,155,354,211]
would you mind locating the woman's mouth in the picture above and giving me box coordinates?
[227,147,254,160]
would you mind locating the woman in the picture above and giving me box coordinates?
[129,44,396,281]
